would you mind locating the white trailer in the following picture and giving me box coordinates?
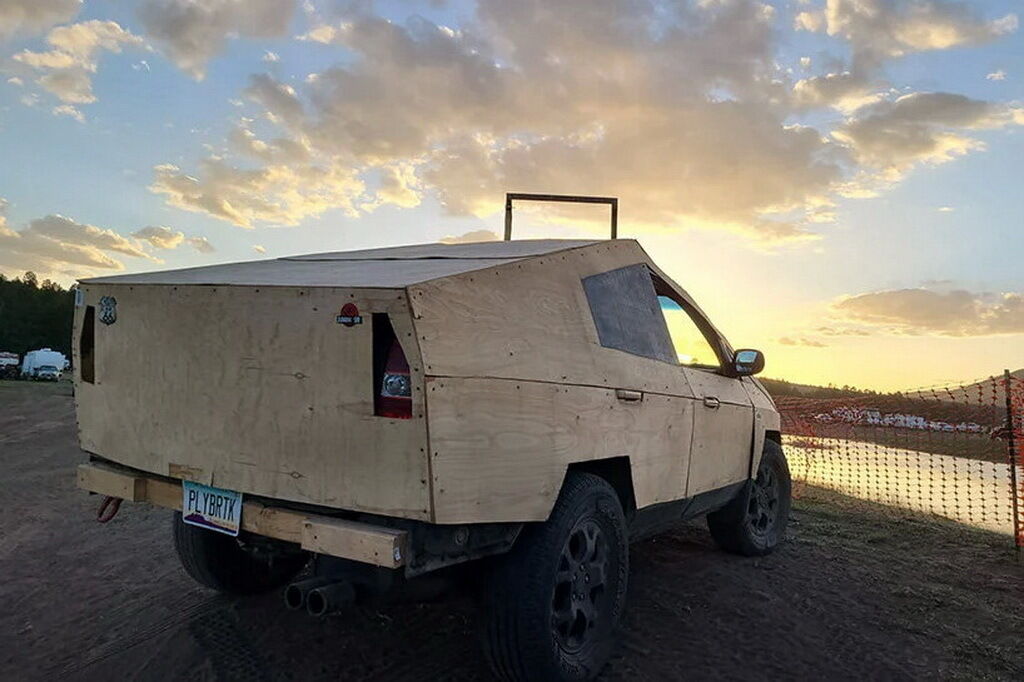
[21,349,68,378]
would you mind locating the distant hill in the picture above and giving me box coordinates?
[758,377,879,400]
[762,370,1023,407]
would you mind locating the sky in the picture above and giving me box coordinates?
[0,0,1021,391]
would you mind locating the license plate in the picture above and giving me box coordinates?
[182,481,243,537]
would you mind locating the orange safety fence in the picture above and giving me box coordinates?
[775,372,1024,551]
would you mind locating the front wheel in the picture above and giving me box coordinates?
[172,512,308,595]
[482,472,629,682]
[707,439,791,556]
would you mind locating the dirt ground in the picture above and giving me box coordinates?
[2,380,1022,681]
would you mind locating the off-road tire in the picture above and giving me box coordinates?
[707,439,791,556]
[172,511,308,595]
[482,472,628,682]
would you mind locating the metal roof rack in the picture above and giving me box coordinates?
[504,193,618,241]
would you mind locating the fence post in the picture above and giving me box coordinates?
[1005,369,1021,558]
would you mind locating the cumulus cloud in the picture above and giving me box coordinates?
[10,20,144,104]
[51,103,83,122]
[439,229,499,244]
[986,70,1006,81]
[0,209,159,279]
[796,0,1017,67]
[792,71,881,112]
[132,225,185,249]
[832,288,1024,336]
[187,236,215,253]
[138,0,296,79]
[145,0,1021,246]
[152,2,845,242]
[0,0,80,41]
[150,159,363,228]
[832,92,1023,176]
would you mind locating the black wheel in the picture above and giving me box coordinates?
[707,439,791,556]
[482,472,628,682]
[172,511,308,595]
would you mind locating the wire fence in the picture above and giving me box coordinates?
[777,371,1024,550]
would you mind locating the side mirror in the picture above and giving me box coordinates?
[732,349,765,377]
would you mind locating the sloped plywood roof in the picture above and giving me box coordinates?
[81,239,602,288]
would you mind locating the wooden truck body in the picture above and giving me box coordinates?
[75,239,779,568]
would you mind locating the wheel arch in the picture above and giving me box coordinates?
[564,456,637,519]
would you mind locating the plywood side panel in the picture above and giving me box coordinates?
[74,284,431,520]
[427,377,694,524]
[408,241,695,396]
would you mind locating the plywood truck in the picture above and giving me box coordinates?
[74,238,788,681]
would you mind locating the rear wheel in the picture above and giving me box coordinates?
[482,472,628,682]
[172,511,308,595]
[707,439,791,556]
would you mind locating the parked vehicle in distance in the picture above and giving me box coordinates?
[74,238,789,682]
[34,365,62,381]
[0,351,18,379]
[21,348,69,380]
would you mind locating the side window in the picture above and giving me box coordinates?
[657,296,720,368]
[582,264,676,363]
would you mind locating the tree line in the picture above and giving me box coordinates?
[0,272,76,358]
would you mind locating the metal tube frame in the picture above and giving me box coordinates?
[503,193,618,241]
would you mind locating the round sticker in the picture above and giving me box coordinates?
[337,302,362,327]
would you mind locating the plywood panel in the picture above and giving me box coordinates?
[427,377,694,524]
[409,240,696,396]
[74,285,431,520]
[685,371,754,496]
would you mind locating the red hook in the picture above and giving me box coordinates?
[97,495,123,523]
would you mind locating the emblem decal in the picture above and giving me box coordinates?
[98,296,117,325]
[336,302,363,327]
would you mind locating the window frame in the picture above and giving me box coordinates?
[650,272,732,373]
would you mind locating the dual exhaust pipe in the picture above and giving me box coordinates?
[284,576,356,617]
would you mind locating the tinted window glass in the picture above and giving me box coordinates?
[582,264,676,363]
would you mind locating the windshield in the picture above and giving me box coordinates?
[39,365,58,371]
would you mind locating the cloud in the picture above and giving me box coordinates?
[832,92,1023,175]
[439,229,499,244]
[150,159,363,228]
[262,50,279,63]
[0,209,159,279]
[937,206,954,212]
[252,244,266,254]
[138,0,297,79]
[796,0,1017,67]
[792,71,881,112]
[10,20,144,104]
[0,0,80,41]
[187,236,215,253]
[147,1,1023,247]
[132,225,185,249]
[986,69,1006,81]
[832,288,1024,336]
[51,103,83,122]
[154,3,846,242]
[778,336,828,348]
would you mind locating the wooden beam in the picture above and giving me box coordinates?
[301,517,407,568]
[76,463,406,566]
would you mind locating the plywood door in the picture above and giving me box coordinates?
[684,369,754,496]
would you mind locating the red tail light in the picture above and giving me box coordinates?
[376,341,412,419]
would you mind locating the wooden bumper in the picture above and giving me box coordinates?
[77,463,407,568]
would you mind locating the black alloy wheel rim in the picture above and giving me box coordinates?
[746,463,780,539]
[551,518,610,653]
